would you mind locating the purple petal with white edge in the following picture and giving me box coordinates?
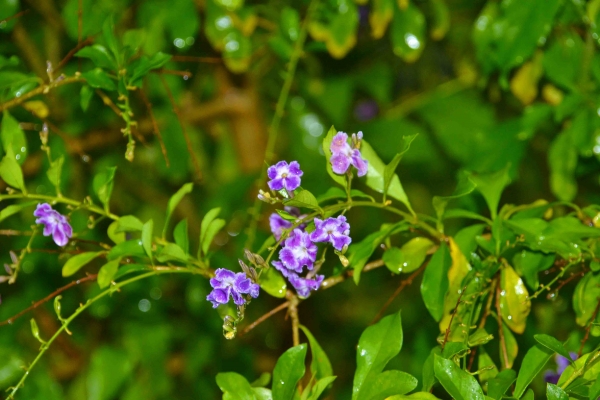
[207,288,229,308]
[351,149,368,177]
[268,177,284,191]
[53,227,68,247]
[234,273,252,293]
[288,161,303,176]
[330,132,349,154]
[283,175,301,192]
[215,268,236,281]
[248,283,260,298]
[275,160,288,170]
[331,234,351,251]
[279,248,301,272]
[210,277,227,289]
[33,203,53,217]
[62,221,73,238]
[269,213,292,240]
[272,261,295,279]
[231,290,246,306]
[331,153,351,175]
[267,165,278,179]
[284,206,301,217]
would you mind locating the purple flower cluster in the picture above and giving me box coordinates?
[269,206,305,240]
[267,160,303,192]
[544,353,577,384]
[272,215,351,298]
[34,203,73,247]
[206,268,260,308]
[330,132,368,177]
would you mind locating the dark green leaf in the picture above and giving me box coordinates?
[0,201,36,223]
[259,267,287,298]
[383,237,434,274]
[97,258,121,289]
[92,166,116,210]
[174,219,189,254]
[468,165,511,220]
[107,239,146,261]
[433,355,484,400]
[142,219,153,260]
[102,17,120,66]
[81,68,116,91]
[487,369,516,400]
[80,85,93,111]
[534,334,571,361]
[156,243,188,263]
[420,243,451,321]
[513,344,553,398]
[250,372,271,388]
[272,344,307,400]
[75,45,116,70]
[432,172,476,222]
[383,135,417,198]
[352,310,403,400]
[115,215,144,233]
[546,383,568,400]
[216,372,257,400]
[300,325,333,381]
[62,251,104,277]
[201,218,225,256]
[164,182,193,238]
[589,373,600,400]
[573,272,600,328]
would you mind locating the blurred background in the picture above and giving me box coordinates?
[1,0,600,398]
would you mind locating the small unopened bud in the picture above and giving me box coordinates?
[257,190,271,202]
[238,259,250,275]
[339,254,349,267]
[9,251,18,265]
[254,254,265,266]
[40,123,49,145]
[341,244,349,255]
[244,249,255,263]
[4,263,12,275]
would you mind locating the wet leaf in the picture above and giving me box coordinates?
[391,3,426,62]
[107,239,146,261]
[439,238,471,333]
[499,322,518,369]
[300,325,333,381]
[478,348,498,383]
[534,334,571,361]
[97,258,121,289]
[216,372,256,400]
[420,243,451,322]
[306,376,336,400]
[499,265,530,334]
[284,190,322,212]
[75,45,116,70]
[557,350,600,386]
[433,355,484,400]
[383,237,434,274]
[573,272,600,327]
[487,369,516,400]
[259,268,287,298]
[509,53,543,105]
[370,0,394,39]
[546,383,568,400]
[1,111,27,165]
[272,344,307,400]
[47,155,64,194]
[93,166,116,211]
[432,172,476,223]
[513,344,553,398]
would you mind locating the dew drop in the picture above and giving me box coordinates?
[8,319,13,324]
[174,38,185,48]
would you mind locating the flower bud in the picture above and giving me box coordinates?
[339,254,349,267]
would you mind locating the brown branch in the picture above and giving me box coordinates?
[139,83,169,167]
[171,55,221,64]
[548,270,586,300]
[578,297,600,357]
[94,89,122,116]
[0,76,84,113]
[0,9,30,25]
[287,291,300,347]
[152,69,192,78]
[0,230,33,236]
[159,75,202,182]
[239,301,290,337]
[371,262,428,324]
[54,37,94,73]
[468,280,497,371]
[441,285,467,351]
[0,274,98,327]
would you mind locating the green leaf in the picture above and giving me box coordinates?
[432,172,476,222]
[546,383,568,400]
[174,219,189,254]
[156,243,188,263]
[115,215,144,233]
[164,182,193,238]
[383,135,417,198]
[252,387,271,400]
[512,250,554,290]
[322,126,348,188]
[283,190,322,212]
[80,85,93,111]
[202,218,225,256]
[47,155,64,193]
[478,348,498,383]
[102,16,120,66]
[433,355,484,400]
[107,221,125,244]
[93,166,116,210]
[487,369,516,400]
[383,237,435,274]
[1,111,28,164]
[0,147,26,192]
[81,68,116,91]
[369,0,394,39]
[300,325,333,381]
[468,165,511,220]
[216,372,257,400]
[420,243,451,321]
[361,140,414,214]
[348,222,408,284]
[97,258,121,289]
[548,131,577,202]
[107,240,146,261]
[142,219,153,260]
[259,267,287,298]
[387,393,440,400]
[30,318,46,344]
[306,376,337,400]
[364,370,418,399]
[113,264,150,281]
[499,323,518,369]
[250,372,271,388]
[62,251,104,277]
[589,373,600,400]
[75,45,116,70]
[558,351,600,386]
[272,344,307,400]
[513,344,553,398]
[352,310,403,400]
[499,265,531,334]
[390,3,426,62]
[0,201,36,223]
[543,32,584,91]
[534,334,571,361]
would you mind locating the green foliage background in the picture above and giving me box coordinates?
[1,0,600,398]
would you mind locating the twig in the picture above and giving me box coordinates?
[0,230,33,236]
[54,37,94,73]
[287,291,300,347]
[94,89,122,116]
[467,281,496,370]
[529,261,578,300]
[238,301,290,337]
[158,75,203,182]
[0,9,30,25]
[139,82,169,167]
[151,69,192,78]
[441,285,467,351]
[0,274,98,327]
[578,297,600,357]
[547,270,586,300]
[0,76,84,113]
[371,262,428,324]
[495,280,509,369]
[171,55,221,63]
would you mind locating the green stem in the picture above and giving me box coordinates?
[6,267,198,399]
[0,193,119,220]
[245,0,319,249]
[559,348,600,390]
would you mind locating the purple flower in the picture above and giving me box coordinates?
[329,132,368,177]
[288,273,324,298]
[267,161,303,192]
[354,100,378,121]
[206,268,259,308]
[34,203,73,247]
[278,228,317,273]
[309,215,351,251]
[544,353,577,384]
[269,207,304,240]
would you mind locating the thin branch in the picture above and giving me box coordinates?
[441,285,467,351]
[0,274,98,326]
[0,9,30,25]
[239,301,290,337]
[371,262,428,324]
[94,89,122,116]
[287,291,300,347]
[151,69,192,78]
[171,55,221,63]
[54,37,94,73]
[139,81,170,167]
[0,76,84,113]
[578,297,600,357]
[495,280,509,369]
[158,75,203,182]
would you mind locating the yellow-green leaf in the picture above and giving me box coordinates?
[499,265,531,334]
